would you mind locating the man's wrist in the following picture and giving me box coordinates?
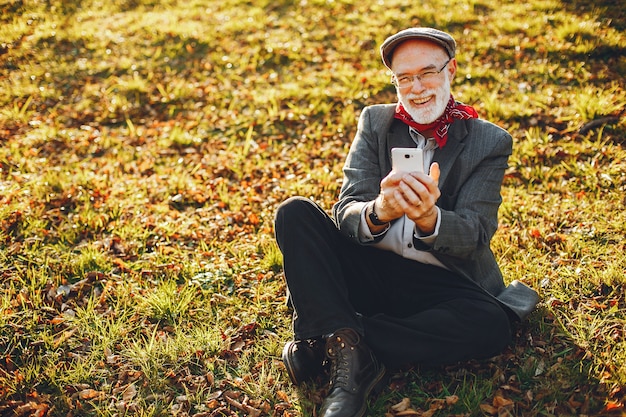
[367,200,389,226]
[414,207,439,235]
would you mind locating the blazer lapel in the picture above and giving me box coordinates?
[386,119,418,152]
[432,120,468,189]
[384,119,419,173]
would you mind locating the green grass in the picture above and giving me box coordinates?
[1,0,625,415]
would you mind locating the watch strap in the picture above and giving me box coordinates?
[368,201,388,226]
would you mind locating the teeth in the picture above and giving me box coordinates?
[411,97,430,105]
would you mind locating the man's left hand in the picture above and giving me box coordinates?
[394,162,441,234]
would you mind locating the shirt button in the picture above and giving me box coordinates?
[407,243,413,248]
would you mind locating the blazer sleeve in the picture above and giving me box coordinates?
[431,120,512,262]
[332,105,393,241]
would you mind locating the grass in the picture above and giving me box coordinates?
[1,0,625,415]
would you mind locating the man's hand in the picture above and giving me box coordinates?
[373,163,441,234]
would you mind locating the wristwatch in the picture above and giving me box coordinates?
[368,201,388,226]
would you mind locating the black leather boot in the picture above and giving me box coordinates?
[282,338,327,385]
[319,328,385,417]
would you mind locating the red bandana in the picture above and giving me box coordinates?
[394,95,478,148]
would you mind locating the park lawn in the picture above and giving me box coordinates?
[1,0,625,415]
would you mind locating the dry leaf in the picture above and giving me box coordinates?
[122,383,137,401]
[207,390,223,401]
[396,409,421,416]
[391,398,411,412]
[53,328,77,348]
[78,389,101,400]
[232,339,246,351]
[534,359,545,376]
[446,395,459,405]
[277,390,290,402]
[14,402,36,414]
[493,395,514,408]
[206,371,215,387]
[480,403,498,415]
[603,401,624,412]
[421,409,436,417]
[428,398,446,410]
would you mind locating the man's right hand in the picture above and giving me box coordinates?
[374,171,406,223]
[374,162,441,226]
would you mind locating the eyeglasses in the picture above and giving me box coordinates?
[391,58,451,88]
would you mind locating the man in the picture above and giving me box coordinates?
[274,27,539,417]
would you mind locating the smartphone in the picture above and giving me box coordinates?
[391,147,424,173]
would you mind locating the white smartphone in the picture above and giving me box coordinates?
[391,147,424,173]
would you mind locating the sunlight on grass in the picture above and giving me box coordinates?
[1,0,624,415]
[572,83,626,122]
[136,279,196,323]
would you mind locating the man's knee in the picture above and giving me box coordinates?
[276,196,315,222]
[275,197,332,245]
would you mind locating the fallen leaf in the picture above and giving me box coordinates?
[122,383,137,401]
[603,401,624,412]
[446,395,459,405]
[534,359,545,376]
[277,390,290,402]
[391,398,411,412]
[207,390,222,401]
[493,395,514,408]
[78,389,101,400]
[396,410,421,416]
[480,403,498,415]
[53,328,77,348]
[421,409,436,417]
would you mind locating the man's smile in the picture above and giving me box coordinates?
[410,96,433,106]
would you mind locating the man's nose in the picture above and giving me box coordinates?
[408,77,426,92]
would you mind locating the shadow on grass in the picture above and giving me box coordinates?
[40,0,166,16]
[290,308,608,416]
[26,30,213,129]
[559,0,626,30]
[556,0,626,62]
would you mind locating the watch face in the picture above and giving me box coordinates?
[369,209,385,225]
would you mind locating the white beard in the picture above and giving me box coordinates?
[398,75,451,124]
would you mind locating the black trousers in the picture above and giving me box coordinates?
[274,196,512,368]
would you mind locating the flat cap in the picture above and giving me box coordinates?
[380,27,456,69]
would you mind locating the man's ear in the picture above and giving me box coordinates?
[448,58,458,78]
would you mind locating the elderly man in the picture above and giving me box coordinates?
[274,27,538,417]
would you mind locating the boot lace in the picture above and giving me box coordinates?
[326,333,359,391]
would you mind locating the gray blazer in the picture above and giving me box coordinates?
[332,104,539,320]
